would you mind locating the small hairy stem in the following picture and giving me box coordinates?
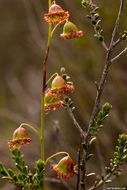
[110,0,125,44]
[67,106,86,138]
[111,46,127,63]
[44,152,69,166]
[41,46,51,163]
[88,169,116,190]
[46,73,58,88]
[113,38,121,47]
[86,0,108,51]
[40,1,52,190]
[51,21,62,37]
[19,123,41,139]
[76,141,82,190]
[41,0,52,161]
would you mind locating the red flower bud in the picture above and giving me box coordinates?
[44,2,69,24]
[60,21,84,40]
[8,127,31,150]
[51,155,77,178]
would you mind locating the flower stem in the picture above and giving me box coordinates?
[46,73,58,87]
[44,152,69,166]
[19,123,41,139]
[41,1,52,189]
[41,0,52,163]
[51,21,62,37]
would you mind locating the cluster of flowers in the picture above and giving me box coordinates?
[8,126,76,178]
[7,1,82,180]
[44,74,74,112]
[44,1,83,39]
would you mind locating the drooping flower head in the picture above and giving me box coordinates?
[44,88,64,112]
[51,75,74,96]
[8,127,31,150]
[44,1,69,24]
[60,20,84,40]
[51,155,77,178]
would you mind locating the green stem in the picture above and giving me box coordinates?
[44,152,69,166]
[19,123,41,139]
[51,21,62,37]
[41,2,52,163]
[46,73,58,87]
[41,1,52,189]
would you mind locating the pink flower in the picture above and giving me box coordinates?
[44,2,69,24]
[44,89,64,112]
[51,155,77,178]
[8,127,31,150]
[60,21,84,40]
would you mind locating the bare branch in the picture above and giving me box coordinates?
[102,41,108,51]
[67,107,86,138]
[111,46,127,63]
[110,0,125,45]
[81,0,126,189]
[76,141,82,190]
[86,0,126,143]
[113,38,122,48]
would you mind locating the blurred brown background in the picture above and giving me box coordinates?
[0,0,127,189]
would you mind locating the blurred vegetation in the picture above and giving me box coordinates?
[0,0,127,189]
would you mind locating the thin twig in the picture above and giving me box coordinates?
[88,0,108,51]
[113,38,121,47]
[111,46,127,63]
[93,26,108,51]
[95,140,105,174]
[67,106,86,138]
[101,41,108,51]
[95,140,106,190]
[76,140,82,190]
[88,168,116,190]
[110,0,125,44]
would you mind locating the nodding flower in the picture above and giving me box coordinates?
[8,127,31,150]
[51,75,74,96]
[44,1,69,24]
[44,89,64,112]
[60,20,84,40]
[51,155,77,179]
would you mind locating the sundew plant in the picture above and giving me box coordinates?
[0,0,127,190]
